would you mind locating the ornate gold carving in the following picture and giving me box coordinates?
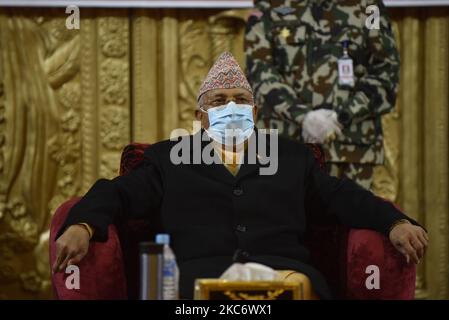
[159,11,180,138]
[224,288,285,300]
[52,82,82,214]
[0,9,132,298]
[58,82,81,110]
[44,35,80,88]
[20,271,46,293]
[100,154,121,179]
[100,59,128,106]
[131,10,161,143]
[178,17,210,132]
[0,13,6,226]
[385,8,449,299]
[422,12,449,299]
[80,16,97,192]
[0,79,5,181]
[99,17,128,59]
[372,116,400,202]
[195,279,303,300]
[0,8,79,298]
[100,106,129,150]
[388,11,427,298]
[209,10,248,65]
[97,14,130,179]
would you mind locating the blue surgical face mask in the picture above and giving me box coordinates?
[202,101,255,146]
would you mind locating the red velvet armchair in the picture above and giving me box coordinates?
[49,143,416,300]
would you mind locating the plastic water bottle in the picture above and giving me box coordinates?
[155,233,179,300]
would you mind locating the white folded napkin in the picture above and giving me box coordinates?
[219,262,278,281]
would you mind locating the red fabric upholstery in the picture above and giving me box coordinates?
[49,143,416,299]
[304,143,326,170]
[49,198,127,299]
[346,229,416,299]
[120,143,149,176]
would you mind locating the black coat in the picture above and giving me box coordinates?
[60,129,415,299]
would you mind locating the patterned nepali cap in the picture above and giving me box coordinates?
[197,52,253,101]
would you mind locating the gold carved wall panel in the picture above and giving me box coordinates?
[0,6,448,299]
[0,8,130,299]
[371,8,449,299]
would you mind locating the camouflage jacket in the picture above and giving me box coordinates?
[245,0,400,164]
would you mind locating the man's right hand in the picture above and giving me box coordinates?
[52,225,90,273]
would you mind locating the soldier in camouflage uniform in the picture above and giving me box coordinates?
[245,0,400,190]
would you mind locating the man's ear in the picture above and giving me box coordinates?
[253,105,258,120]
[195,109,202,121]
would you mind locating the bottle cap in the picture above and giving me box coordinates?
[155,233,170,245]
[139,242,163,254]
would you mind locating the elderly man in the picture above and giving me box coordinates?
[54,52,427,299]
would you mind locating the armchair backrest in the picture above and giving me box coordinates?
[120,143,151,176]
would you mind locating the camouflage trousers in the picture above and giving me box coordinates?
[327,163,375,191]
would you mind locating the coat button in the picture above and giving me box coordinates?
[236,224,247,232]
[232,249,250,262]
[233,187,243,196]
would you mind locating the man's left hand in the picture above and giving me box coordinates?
[389,221,429,264]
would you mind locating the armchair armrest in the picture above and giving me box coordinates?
[346,229,416,299]
[49,198,127,300]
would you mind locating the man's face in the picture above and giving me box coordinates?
[196,87,258,129]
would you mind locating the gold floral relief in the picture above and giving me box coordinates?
[0,8,80,298]
[97,14,131,180]
[0,8,130,298]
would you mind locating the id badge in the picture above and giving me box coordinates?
[338,57,355,87]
